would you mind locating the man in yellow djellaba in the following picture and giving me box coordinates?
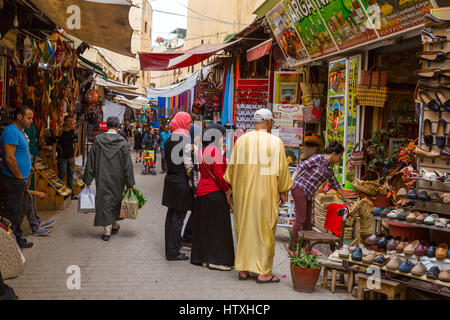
[224,109,292,283]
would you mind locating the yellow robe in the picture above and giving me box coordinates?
[224,130,292,275]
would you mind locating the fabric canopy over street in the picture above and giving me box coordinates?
[145,70,200,99]
[94,75,138,90]
[247,39,272,62]
[30,0,134,57]
[139,39,241,71]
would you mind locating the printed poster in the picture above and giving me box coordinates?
[314,0,378,51]
[279,127,304,147]
[283,0,339,59]
[266,2,310,66]
[359,0,432,38]
[326,58,347,182]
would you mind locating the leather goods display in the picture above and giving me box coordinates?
[396,210,408,220]
[415,212,428,224]
[385,254,402,271]
[338,245,349,259]
[417,191,430,201]
[398,259,415,273]
[436,119,447,149]
[411,261,427,276]
[424,13,450,27]
[426,265,440,279]
[421,27,447,44]
[424,214,439,225]
[373,254,388,266]
[407,189,418,199]
[418,91,440,112]
[351,246,363,261]
[403,240,420,255]
[438,270,450,283]
[365,234,381,246]
[426,243,437,258]
[379,208,390,217]
[362,251,377,264]
[406,211,418,222]
[386,237,400,251]
[376,236,388,250]
[371,207,383,215]
[396,238,409,253]
[436,243,449,260]
[414,241,428,256]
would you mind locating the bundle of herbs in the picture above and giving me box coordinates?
[123,187,147,209]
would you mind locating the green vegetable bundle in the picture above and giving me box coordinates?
[123,187,147,209]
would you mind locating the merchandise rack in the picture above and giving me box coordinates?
[341,256,450,297]
[373,216,450,234]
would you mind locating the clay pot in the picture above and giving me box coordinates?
[290,263,322,293]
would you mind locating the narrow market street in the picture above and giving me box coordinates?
[6,153,353,300]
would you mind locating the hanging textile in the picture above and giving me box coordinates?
[221,65,231,126]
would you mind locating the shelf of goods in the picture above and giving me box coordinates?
[341,256,450,297]
[373,216,450,234]
[415,13,450,217]
[34,159,73,210]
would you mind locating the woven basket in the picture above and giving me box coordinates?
[353,170,380,196]
[356,85,388,108]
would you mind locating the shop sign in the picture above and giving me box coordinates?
[266,2,310,66]
[281,0,432,62]
[358,0,432,38]
[283,0,339,59]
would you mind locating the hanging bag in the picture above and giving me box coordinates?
[356,56,389,108]
[0,220,24,280]
[350,142,366,166]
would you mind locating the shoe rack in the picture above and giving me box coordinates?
[416,7,450,215]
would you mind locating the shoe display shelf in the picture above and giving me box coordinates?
[414,7,450,217]
[373,216,450,234]
[340,256,450,297]
[34,158,72,210]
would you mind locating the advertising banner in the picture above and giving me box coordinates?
[314,0,378,50]
[266,2,310,66]
[283,0,339,59]
[359,0,432,38]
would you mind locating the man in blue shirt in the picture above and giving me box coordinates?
[159,124,171,173]
[0,106,34,248]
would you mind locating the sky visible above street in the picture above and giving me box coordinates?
[148,0,188,46]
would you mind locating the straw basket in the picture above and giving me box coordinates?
[353,170,380,196]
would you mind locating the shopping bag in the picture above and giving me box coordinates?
[126,190,139,220]
[0,227,24,280]
[77,186,96,213]
[120,190,139,220]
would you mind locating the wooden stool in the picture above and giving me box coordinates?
[356,273,407,300]
[318,257,355,294]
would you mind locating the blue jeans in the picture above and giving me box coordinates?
[58,158,74,192]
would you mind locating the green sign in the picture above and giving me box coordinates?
[283,0,339,59]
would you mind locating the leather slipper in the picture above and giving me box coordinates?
[435,90,450,113]
[423,119,433,148]
[417,51,446,62]
[256,275,280,284]
[436,119,447,149]
[419,91,440,112]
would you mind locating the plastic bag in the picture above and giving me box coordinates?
[78,186,96,213]
[120,190,138,220]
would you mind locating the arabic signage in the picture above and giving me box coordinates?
[266,2,310,66]
[278,0,432,62]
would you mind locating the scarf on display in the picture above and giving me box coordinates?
[170,111,191,137]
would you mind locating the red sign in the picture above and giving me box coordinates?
[99,121,107,131]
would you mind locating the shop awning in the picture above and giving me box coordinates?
[30,0,134,57]
[247,39,272,62]
[139,39,241,71]
[94,75,138,90]
[78,56,108,79]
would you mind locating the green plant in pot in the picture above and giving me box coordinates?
[284,230,322,293]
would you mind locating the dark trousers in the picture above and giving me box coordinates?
[181,212,193,243]
[291,188,313,247]
[165,208,187,259]
[0,172,28,241]
[160,148,166,171]
[23,193,41,232]
[58,158,74,192]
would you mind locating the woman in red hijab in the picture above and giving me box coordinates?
[162,112,198,261]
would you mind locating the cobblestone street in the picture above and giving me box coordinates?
[6,152,354,300]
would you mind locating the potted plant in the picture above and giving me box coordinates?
[284,231,322,293]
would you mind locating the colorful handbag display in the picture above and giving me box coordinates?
[356,57,389,108]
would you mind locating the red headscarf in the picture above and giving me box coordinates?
[170,111,191,136]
